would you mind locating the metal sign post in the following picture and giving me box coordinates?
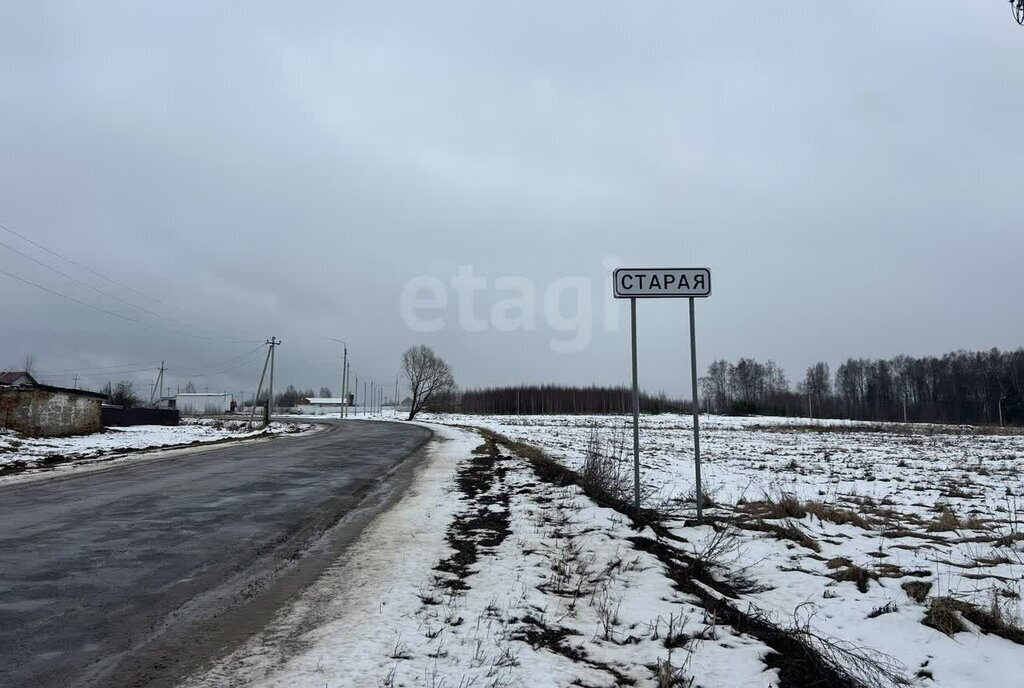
[630,297,641,512]
[689,297,703,522]
[613,268,711,522]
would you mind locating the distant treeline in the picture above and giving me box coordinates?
[458,384,690,415]
[701,348,1024,425]
[457,347,1024,426]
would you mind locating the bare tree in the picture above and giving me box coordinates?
[110,381,141,408]
[184,380,196,393]
[319,386,332,398]
[803,362,831,416]
[401,344,455,420]
[700,360,732,413]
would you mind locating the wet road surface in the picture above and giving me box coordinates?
[0,419,431,688]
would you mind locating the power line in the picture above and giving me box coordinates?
[0,220,260,343]
[46,360,164,373]
[0,263,258,345]
[172,344,268,378]
[0,238,254,343]
[185,348,268,378]
[38,367,159,379]
[0,265,165,329]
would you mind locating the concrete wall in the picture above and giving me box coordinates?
[0,388,103,437]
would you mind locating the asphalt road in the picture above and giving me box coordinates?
[0,419,431,688]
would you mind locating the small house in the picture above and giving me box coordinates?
[295,397,345,415]
[174,392,234,415]
[0,371,107,437]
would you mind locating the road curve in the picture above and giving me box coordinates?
[0,419,432,688]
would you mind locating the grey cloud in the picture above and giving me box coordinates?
[1,2,1021,399]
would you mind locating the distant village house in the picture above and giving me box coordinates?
[295,397,345,415]
[173,392,234,415]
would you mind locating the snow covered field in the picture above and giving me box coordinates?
[186,413,1024,688]
[0,417,311,475]
[426,413,1024,687]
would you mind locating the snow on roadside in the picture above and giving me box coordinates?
[0,417,312,474]
[179,414,1024,687]
[184,423,778,688]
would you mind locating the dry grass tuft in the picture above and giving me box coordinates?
[738,495,871,530]
[923,598,967,636]
[921,596,1024,645]
[901,581,932,603]
[579,430,633,508]
[737,493,806,520]
[736,519,821,552]
[993,532,1024,547]
[926,507,961,532]
[805,501,871,529]
[828,563,877,593]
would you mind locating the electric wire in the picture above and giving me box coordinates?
[0,265,165,329]
[45,360,164,374]
[0,221,261,343]
[0,262,260,345]
[0,238,254,343]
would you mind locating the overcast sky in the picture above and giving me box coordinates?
[1,1,1021,400]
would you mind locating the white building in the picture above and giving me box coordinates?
[295,397,345,415]
[174,392,234,415]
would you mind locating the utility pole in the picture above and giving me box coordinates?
[364,381,368,415]
[249,341,273,430]
[341,349,348,418]
[73,374,79,390]
[370,380,375,415]
[266,337,279,425]
[329,338,348,419]
[394,376,399,418]
[149,361,166,406]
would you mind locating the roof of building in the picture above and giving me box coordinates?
[175,392,232,397]
[0,371,37,385]
[300,397,346,404]
[0,382,107,400]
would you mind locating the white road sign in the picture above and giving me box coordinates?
[612,265,712,521]
[613,267,711,299]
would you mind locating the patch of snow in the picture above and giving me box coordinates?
[182,413,1024,687]
[0,418,312,474]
